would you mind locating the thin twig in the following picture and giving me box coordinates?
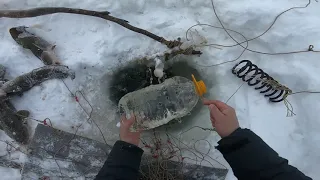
[0,7,201,55]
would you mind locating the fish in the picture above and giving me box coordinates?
[0,64,6,80]
[0,100,30,144]
[1,65,75,97]
[9,26,61,65]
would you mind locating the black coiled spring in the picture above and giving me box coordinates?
[232,60,292,102]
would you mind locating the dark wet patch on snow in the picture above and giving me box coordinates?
[109,59,206,105]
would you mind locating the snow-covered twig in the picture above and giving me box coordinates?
[0,7,201,55]
[164,46,202,61]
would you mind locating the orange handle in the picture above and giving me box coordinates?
[191,74,207,97]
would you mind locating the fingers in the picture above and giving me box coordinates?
[213,100,231,113]
[203,99,232,114]
[209,104,224,121]
[203,99,217,105]
[210,117,216,127]
[120,113,136,128]
[127,114,136,125]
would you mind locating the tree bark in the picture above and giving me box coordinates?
[1,7,201,55]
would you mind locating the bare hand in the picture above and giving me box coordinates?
[203,100,240,138]
[120,114,141,146]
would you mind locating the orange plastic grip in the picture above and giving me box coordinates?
[191,74,207,97]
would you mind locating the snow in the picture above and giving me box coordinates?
[1,0,320,179]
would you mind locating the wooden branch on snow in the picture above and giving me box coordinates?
[0,7,201,55]
[164,46,202,61]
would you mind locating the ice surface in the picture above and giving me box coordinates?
[0,0,320,179]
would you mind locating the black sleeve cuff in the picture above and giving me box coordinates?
[106,140,144,170]
[216,128,250,154]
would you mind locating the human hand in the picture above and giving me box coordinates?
[203,100,240,138]
[120,114,141,146]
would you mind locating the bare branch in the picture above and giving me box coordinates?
[164,47,202,61]
[0,7,201,55]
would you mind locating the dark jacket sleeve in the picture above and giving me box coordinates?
[217,128,312,180]
[95,140,143,180]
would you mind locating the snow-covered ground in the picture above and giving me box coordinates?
[1,0,320,179]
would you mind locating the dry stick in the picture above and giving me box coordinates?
[0,7,201,55]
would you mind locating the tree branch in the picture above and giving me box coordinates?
[164,47,202,61]
[0,7,201,55]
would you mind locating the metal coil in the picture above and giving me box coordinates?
[232,60,291,102]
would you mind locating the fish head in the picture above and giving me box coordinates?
[9,26,28,40]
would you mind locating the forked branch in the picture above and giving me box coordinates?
[0,7,201,55]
